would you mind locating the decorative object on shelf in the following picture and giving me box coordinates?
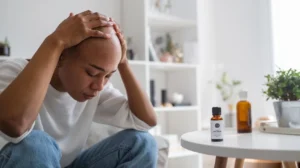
[263,68,300,127]
[126,37,136,60]
[149,41,159,62]
[147,27,159,62]
[161,89,172,107]
[166,33,183,63]
[171,92,184,105]
[0,37,10,56]
[172,102,191,107]
[150,80,156,106]
[159,33,183,63]
[150,0,172,14]
[172,44,183,63]
[154,0,161,12]
[215,72,242,128]
[160,0,172,14]
[159,52,173,63]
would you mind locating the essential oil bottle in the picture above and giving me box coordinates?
[211,107,224,142]
[236,90,252,133]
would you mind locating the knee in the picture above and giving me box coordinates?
[18,130,61,157]
[122,129,158,154]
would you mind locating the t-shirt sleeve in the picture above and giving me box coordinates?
[0,59,34,144]
[93,82,152,131]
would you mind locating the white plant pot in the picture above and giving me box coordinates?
[273,101,300,127]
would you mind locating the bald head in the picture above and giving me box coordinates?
[64,26,122,70]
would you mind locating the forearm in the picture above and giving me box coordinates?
[118,62,157,126]
[0,34,63,137]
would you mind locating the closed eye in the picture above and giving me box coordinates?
[86,70,96,77]
[105,74,113,79]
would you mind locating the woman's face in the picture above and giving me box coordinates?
[57,27,122,102]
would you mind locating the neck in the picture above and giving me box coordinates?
[50,68,66,92]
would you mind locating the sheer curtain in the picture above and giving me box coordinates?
[271,1,300,70]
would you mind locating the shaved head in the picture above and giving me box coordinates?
[53,26,123,102]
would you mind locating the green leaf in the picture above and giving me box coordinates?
[263,68,300,101]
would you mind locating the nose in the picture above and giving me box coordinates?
[91,77,105,91]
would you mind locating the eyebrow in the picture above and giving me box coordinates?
[89,64,117,73]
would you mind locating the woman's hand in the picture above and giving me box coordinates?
[51,10,113,49]
[113,20,128,65]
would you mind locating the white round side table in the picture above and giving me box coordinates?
[181,129,300,168]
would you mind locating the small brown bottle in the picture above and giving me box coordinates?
[211,107,224,142]
[236,91,252,133]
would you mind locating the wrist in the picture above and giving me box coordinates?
[46,33,65,52]
[118,59,129,69]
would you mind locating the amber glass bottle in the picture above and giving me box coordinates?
[211,107,224,142]
[236,91,252,133]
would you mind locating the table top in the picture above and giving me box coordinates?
[181,129,300,161]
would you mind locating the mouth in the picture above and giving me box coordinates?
[83,93,95,99]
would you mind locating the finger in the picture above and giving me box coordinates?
[86,12,109,21]
[113,24,118,32]
[89,30,111,38]
[78,10,92,16]
[88,20,114,28]
[114,24,121,33]
[116,32,126,45]
[69,12,74,17]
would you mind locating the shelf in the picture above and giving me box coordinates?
[154,106,199,112]
[149,62,198,71]
[128,60,147,66]
[0,56,13,60]
[148,12,197,31]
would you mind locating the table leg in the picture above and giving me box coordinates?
[214,156,228,168]
[282,161,297,168]
[234,159,244,168]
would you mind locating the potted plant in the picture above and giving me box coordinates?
[263,68,300,127]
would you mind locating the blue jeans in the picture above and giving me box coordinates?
[0,129,158,168]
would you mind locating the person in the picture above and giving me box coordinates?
[0,10,158,168]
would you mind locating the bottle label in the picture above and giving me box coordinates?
[211,120,224,140]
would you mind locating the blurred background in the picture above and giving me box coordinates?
[0,0,296,167]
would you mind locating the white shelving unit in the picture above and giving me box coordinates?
[111,1,202,168]
[148,12,197,31]
[154,106,199,112]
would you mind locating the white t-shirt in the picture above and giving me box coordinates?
[0,58,151,167]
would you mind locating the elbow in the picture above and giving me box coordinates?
[0,120,29,137]
[148,117,158,127]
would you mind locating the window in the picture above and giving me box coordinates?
[271,1,300,70]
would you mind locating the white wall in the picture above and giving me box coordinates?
[0,0,121,58]
[199,0,274,128]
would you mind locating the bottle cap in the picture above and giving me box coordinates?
[212,107,221,115]
[239,90,248,99]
